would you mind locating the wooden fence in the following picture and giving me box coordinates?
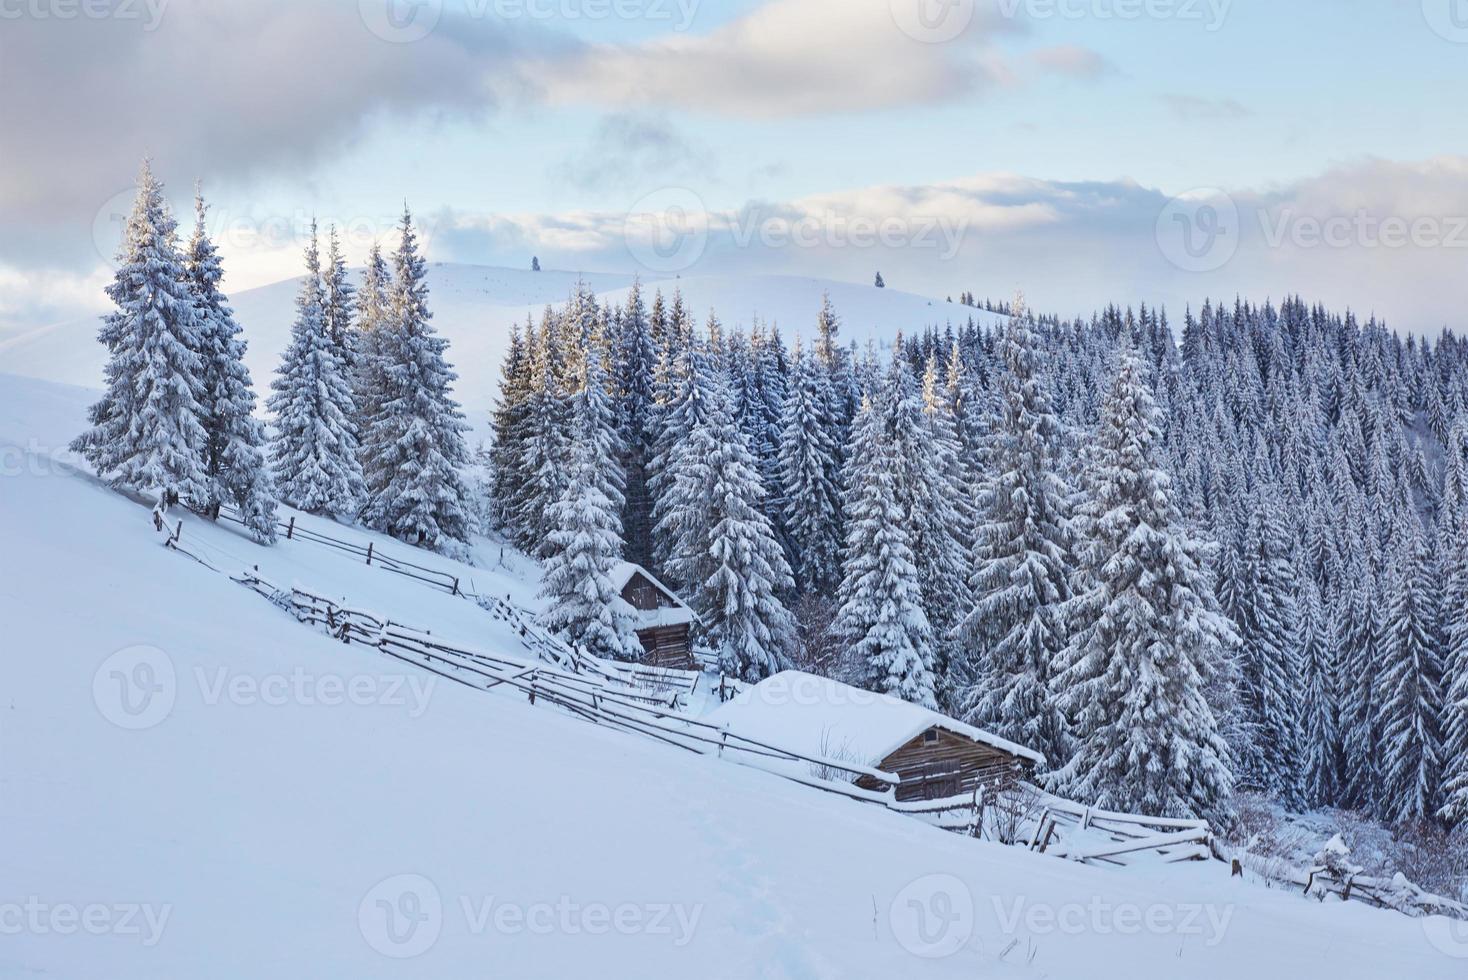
[165,515,1468,921]
[231,571,903,802]
[214,505,702,698]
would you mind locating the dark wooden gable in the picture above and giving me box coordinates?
[856,727,1034,802]
[621,570,681,612]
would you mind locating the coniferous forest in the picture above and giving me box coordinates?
[491,279,1468,833]
[76,163,1468,835]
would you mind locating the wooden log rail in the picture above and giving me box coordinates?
[213,508,702,698]
[235,573,902,798]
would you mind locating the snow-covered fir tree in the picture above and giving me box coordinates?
[351,242,392,433]
[268,221,367,518]
[538,343,643,662]
[653,331,796,680]
[959,301,1073,761]
[491,319,535,533]
[1230,477,1306,807]
[778,339,842,595]
[322,224,357,368]
[1298,575,1343,806]
[834,386,938,709]
[1050,345,1235,823]
[610,278,658,568]
[183,185,278,542]
[72,160,210,514]
[1377,523,1444,823]
[358,207,474,549]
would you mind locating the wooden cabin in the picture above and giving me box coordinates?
[609,562,698,671]
[707,671,1045,802]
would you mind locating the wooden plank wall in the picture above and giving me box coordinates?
[856,729,1030,802]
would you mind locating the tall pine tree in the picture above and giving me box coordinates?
[268,220,367,518]
[359,208,474,549]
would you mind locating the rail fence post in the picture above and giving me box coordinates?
[365,542,374,566]
[285,516,295,540]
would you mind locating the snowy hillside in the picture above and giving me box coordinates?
[0,265,999,415]
[3,371,1464,978]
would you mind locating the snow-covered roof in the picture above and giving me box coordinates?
[706,671,1046,768]
[608,561,698,629]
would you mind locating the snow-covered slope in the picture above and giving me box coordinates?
[0,266,1001,417]
[2,371,1463,978]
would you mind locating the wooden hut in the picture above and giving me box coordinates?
[707,671,1045,802]
[609,562,698,671]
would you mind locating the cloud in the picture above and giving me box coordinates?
[1160,94,1253,120]
[551,113,714,191]
[526,0,1026,117]
[420,157,1468,334]
[1029,45,1114,78]
[16,157,1468,336]
[0,0,547,268]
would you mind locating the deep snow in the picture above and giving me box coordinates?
[3,371,1466,978]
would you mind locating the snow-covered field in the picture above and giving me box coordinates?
[0,266,1000,425]
[4,371,1466,977]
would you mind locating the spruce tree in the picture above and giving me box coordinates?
[1233,482,1306,807]
[1050,346,1235,823]
[359,207,474,549]
[322,224,357,367]
[72,160,210,513]
[490,320,534,532]
[539,344,643,662]
[352,242,392,433]
[1377,525,1444,823]
[517,307,574,553]
[611,278,658,568]
[268,221,367,519]
[778,340,842,594]
[654,335,795,680]
[1298,575,1343,806]
[834,387,938,708]
[959,304,1072,761]
[183,185,278,542]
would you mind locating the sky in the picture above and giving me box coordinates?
[4,0,1468,336]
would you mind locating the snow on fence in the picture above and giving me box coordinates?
[230,571,904,804]
[1224,844,1468,920]
[164,516,1468,920]
[212,505,701,699]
